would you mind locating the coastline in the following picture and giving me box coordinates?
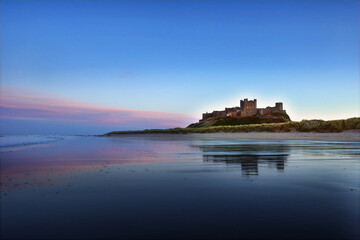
[106,130,360,141]
[186,130,360,141]
[104,118,360,141]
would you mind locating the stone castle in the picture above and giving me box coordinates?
[201,98,286,121]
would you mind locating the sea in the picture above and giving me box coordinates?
[0,134,359,239]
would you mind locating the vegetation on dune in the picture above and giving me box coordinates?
[187,112,291,128]
[104,118,360,135]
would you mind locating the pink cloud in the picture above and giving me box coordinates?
[0,86,197,128]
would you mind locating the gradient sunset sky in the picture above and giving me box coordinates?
[1,0,359,134]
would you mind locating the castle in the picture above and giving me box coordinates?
[201,98,286,121]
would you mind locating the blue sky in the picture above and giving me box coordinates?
[1,0,359,134]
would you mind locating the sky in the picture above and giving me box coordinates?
[1,0,359,134]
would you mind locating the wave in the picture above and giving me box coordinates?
[0,135,64,149]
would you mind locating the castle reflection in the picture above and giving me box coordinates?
[200,144,289,176]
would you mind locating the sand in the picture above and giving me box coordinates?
[108,130,360,141]
[184,130,360,141]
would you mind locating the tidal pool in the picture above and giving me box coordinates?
[1,134,359,239]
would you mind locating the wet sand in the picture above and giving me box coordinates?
[1,135,359,239]
[167,130,360,141]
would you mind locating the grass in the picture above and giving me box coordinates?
[104,117,360,135]
[187,112,291,128]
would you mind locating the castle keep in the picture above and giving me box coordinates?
[201,98,286,121]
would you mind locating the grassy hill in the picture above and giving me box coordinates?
[104,117,360,135]
[187,112,291,128]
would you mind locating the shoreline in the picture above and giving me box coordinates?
[106,130,360,141]
[187,130,360,141]
[104,118,360,137]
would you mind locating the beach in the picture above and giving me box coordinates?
[1,134,359,239]
[2,1,359,239]
[182,130,360,141]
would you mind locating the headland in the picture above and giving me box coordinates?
[104,98,360,136]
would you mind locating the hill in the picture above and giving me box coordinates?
[187,112,291,128]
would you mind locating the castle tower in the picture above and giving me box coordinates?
[240,98,257,111]
[275,102,283,111]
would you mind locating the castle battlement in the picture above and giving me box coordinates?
[201,98,286,121]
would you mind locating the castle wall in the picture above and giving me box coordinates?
[240,108,258,117]
[263,107,283,115]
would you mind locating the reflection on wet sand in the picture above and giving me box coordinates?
[200,144,288,175]
[203,154,287,175]
[0,136,198,190]
[1,136,360,240]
